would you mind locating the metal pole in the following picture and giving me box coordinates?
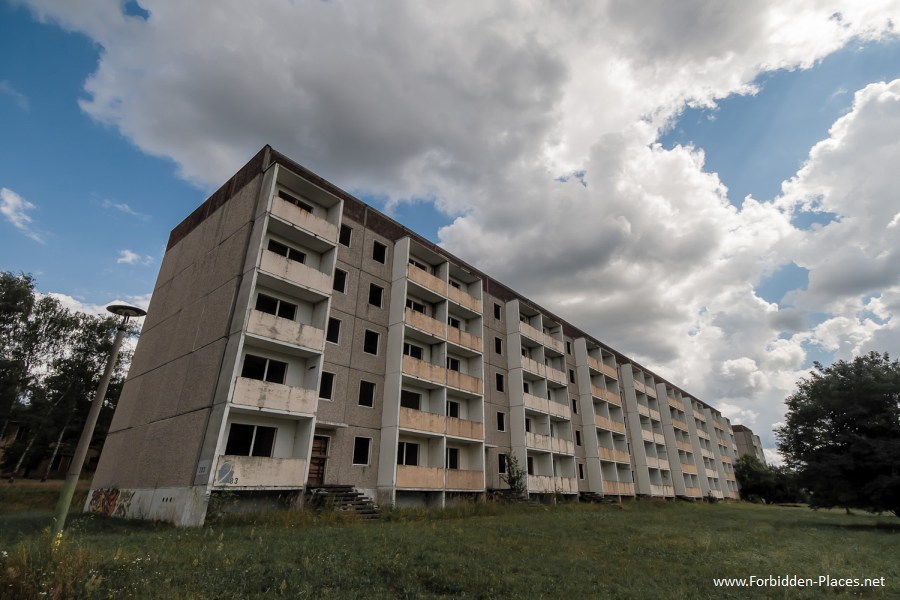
[52,319,127,538]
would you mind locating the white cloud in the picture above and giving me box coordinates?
[116,249,153,265]
[0,187,43,243]
[17,0,900,458]
[101,198,150,220]
[0,80,29,111]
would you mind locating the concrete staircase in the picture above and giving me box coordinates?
[305,485,381,520]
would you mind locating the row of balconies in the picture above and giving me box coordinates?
[402,355,483,395]
[396,465,484,490]
[519,321,565,354]
[525,431,575,455]
[398,407,484,439]
[407,266,481,313]
[603,481,635,495]
[404,308,483,353]
[527,475,577,494]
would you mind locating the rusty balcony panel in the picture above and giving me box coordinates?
[271,196,338,244]
[407,265,447,297]
[447,327,483,352]
[696,428,711,440]
[526,432,553,452]
[213,455,307,489]
[587,355,604,374]
[649,408,661,422]
[650,484,675,497]
[405,308,446,339]
[260,252,332,296]
[595,415,627,434]
[604,481,635,495]
[694,410,707,422]
[725,472,737,482]
[556,477,577,494]
[402,355,447,386]
[637,404,650,418]
[544,335,565,354]
[701,447,714,459]
[681,463,698,475]
[446,469,484,490]
[646,456,660,469]
[684,486,703,497]
[447,370,483,395]
[644,384,657,398]
[668,396,685,411]
[521,356,545,378]
[396,465,444,489]
[599,447,631,463]
[545,365,567,386]
[640,428,654,443]
[518,321,543,344]
[446,417,483,440]
[633,380,646,395]
[676,440,693,452]
[551,437,575,455]
[720,454,733,464]
[524,393,549,414]
[671,418,689,431]
[658,458,670,470]
[399,407,446,434]
[231,377,317,415]
[547,400,571,421]
[247,310,326,352]
[600,363,618,380]
[653,432,666,445]
[600,387,622,406]
[447,285,481,314]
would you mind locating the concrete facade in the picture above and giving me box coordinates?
[732,424,766,464]
[89,146,741,525]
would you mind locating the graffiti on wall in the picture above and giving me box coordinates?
[87,487,135,517]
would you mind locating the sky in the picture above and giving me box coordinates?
[2,1,900,462]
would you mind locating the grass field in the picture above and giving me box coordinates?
[1,483,897,599]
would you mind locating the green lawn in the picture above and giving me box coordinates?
[1,487,897,599]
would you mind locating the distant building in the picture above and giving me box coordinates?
[732,424,766,463]
[89,146,741,525]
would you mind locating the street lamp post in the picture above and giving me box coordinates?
[52,304,146,538]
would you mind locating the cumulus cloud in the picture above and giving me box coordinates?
[116,249,153,265]
[17,0,900,459]
[0,187,43,243]
[0,80,29,111]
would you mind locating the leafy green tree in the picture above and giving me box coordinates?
[734,455,805,504]
[777,352,900,516]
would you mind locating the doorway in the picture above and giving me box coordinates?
[308,435,329,486]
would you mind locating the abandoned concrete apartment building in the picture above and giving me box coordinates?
[89,146,741,525]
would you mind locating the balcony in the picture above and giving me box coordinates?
[587,355,604,375]
[446,469,484,490]
[396,465,444,490]
[447,370,482,395]
[526,432,553,452]
[595,415,626,434]
[684,486,703,497]
[600,362,618,380]
[447,417,484,440]
[637,404,650,417]
[592,384,621,406]
[246,310,325,351]
[407,265,447,297]
[604,481,634,495]
[447,285,481,314]
[231,377,317,415]
[545,365,567,386]
[640,429,654,443]
[694,410,707,422]
[521,356,545,378]
[633,380,646,395]
[399,407,445,435]
[650,484,675,497]
[527,475,576,494]
[644,384,657,398]
[405,308,445,338]
[676,440,693,452]
[653,432,666,445]
[402,355,446,386]
[681,463,698,475]
[668,396,685,411]
[725,472,737,482]
[648,408,661,421]
[271,196,338,244]
[720,454,733,464]
[213,455,307,488]
[658,458,670,470]
[705,468,719,478]
[551,437,575,455]
[696,428,710,440]
[525,394,571,420]
[518,321,543,345]
[646,456,659,469]
[260,252,332,296]
[671,417,688,431]
[700,447,714,459]
[447,327,483,352]
[599,447,631,463]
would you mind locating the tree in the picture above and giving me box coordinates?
[776,352,900,516]
[734,455,805,504]
[500,453,527,498]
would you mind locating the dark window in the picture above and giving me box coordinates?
[368,283,383,307]
[566,341,572,354]
[578,463,585,479]
[576,430,582,446]
[403,342,423,360]
[406,298,426,314]
[572,398,578,414]
[525,418,532,433]
[278,190,313,213]
[523,381,530,394]
[363,330,379,354]
[521,347,528,357]
[449,279,461,290]
[446,357,460,371]
[241,354,287,384]
[267,239,305,263]
[339,224,352,247]
[372,241,387,264]
[333,268,347,293]
[496,373,504,392]
[448,316,461,329]
[499,453,507,474]
[397,441,419,466]
[493,303,501,320]
[569,369,576,383]
[225,423,276,457]
[400,390,421,410]
[319,372,335,400]
[446,400,460,418]
[497,412,506,432]
[409,258,429,272]
[326,318,341,344]
[446,447,459,469]
[527,456,534,475]
[495,337,502,354]
[358,380,375,407]
[352,437,370,465]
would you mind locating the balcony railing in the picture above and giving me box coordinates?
[402,355,446,386]
[604,481,634,495]
[705,468,719,478]
[641,428,654,443]
[447,327,483,352]
[405,308,445,338]
[646,456,659,469]
[271,196,338,244]
[684,485,703,497]
[446,469,484,490]
[551,437,575,455]
[658,458,670,470]
[681,463,698,475]
[595,415,626,434]
[213,455,307,488]
[648,408,661,421]
[600,362,618,380]
[676,440,693,452]
[696,428,710,440]
[260,252,332,296]
[447,285,481,314]
[671,418,688,431]
[637,404,650,417]
[526,432,552,452]
[668,396,685,411]
[231,377,317,415]
[599,447,631,463]
[447,370,483,395]
[633,380,646,395]
[644,384,657,398]
[545,365,567,386]
[247,310,325,351]
[587,355,603,374]
[650,484,675,497]
[396,465,444,489]
[447,416,484,440]
[399,407,445,435]
[527,475,576,494]
[694,410,707,422]
[521,356,545,378]
[407,265,447,296]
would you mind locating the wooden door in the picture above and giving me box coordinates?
[307,435,329,486]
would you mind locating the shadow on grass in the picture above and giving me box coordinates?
[819,521,900,533]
